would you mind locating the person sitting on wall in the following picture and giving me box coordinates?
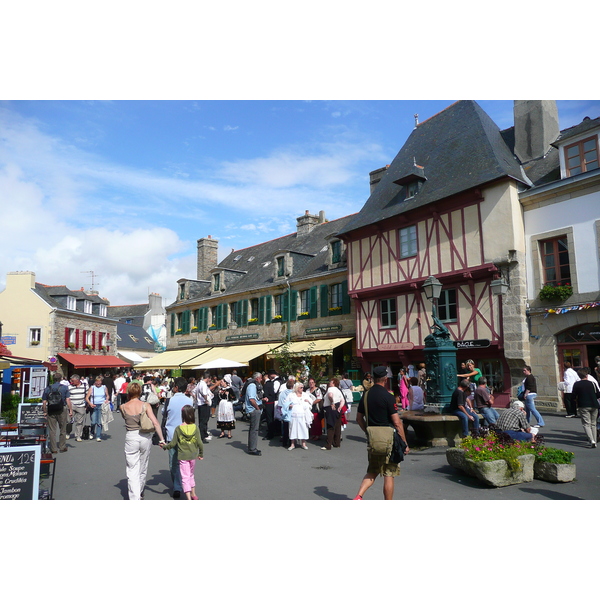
[472,377,499,426]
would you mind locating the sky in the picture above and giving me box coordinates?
[2,99,600,308]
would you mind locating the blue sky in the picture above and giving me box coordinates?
[1,99,600,307]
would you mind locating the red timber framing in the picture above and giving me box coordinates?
[344,190,502,354]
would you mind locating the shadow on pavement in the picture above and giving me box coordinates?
[313,485,350,500]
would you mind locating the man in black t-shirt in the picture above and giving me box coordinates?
[353,366,409,500]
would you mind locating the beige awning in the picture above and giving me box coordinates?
[133,347,213,370]
[274,337,353,356]
[184,342,284,369]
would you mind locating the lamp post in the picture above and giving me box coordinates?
[422,276,456,412]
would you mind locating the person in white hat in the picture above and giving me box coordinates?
[495,400,538,441]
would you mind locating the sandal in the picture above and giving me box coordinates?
[218,433,226,438]
[227,434,232,439]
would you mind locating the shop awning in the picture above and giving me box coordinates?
[133,347,213,370]
[184,342,283,369]
[117,350,146,364]
[278,337,354,356]
[57,353,131,369]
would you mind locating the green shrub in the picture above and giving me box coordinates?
[535,447,574,464]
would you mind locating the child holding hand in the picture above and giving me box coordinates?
[160,405,204,500]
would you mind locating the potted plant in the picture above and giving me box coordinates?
[446,431,540,487]
[248,317,258,325]
[539,284,573,302]
[272,314,283,322]
[329,306,342,314]
[298,311,310,320]
[533,447,576,483]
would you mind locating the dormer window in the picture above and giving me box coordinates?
[179,283,186,300]
[99,304,107,317]
[331,240,342,264]
[213,273,221,292]
[406,180,419,198]
[393,165,426,201]
[83,300,92,314]
[565,136,598,176]
[276,256,285,277]
[67,296,76,310]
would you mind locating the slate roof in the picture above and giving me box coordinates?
[339,101,530,235]
[34,283,110,310]
[107,303,150,327]
[175,214,356,305]
[553,115,600,145]
[116,322,155,351]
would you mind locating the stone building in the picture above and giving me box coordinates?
[519,108,600,410]
[136,211,357,378]
[0,271,127,377]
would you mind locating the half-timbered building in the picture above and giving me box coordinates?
[339,101,539,407]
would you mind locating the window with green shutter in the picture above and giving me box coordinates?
[320,284,329,317]
[198,307,208,331]
[170,313,176,336]
[309,286,318,318]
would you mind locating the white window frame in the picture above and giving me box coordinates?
[399,225,417,258]
[29,327,42,346]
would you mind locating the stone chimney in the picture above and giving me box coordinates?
[296,211,320,236]
[197,236,219,281]
[514,100,559,163]
[369,165,389,194]
[148,292,163,313]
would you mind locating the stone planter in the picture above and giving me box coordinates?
[533,461,576,483]
[446,447,534,487]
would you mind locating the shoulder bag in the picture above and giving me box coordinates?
[363,390,394,456]
[139,403,155,434]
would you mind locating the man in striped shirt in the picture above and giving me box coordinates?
[68,374,88,442]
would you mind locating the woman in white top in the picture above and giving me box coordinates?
[408,376,425,411]
[85,376,109,441]
[288,382,314,450]
[322,378,345,450]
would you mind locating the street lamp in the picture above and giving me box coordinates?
[422,275,456,413]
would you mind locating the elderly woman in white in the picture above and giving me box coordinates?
[288,382,314,450]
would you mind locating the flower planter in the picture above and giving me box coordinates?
[533,461,576,483]
[446,447,534,487]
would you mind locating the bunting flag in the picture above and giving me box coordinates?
[543,301,600,317]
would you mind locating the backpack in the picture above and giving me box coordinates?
[47,385,64,414]
[142,383,160,405]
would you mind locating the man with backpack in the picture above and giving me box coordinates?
[42,373,73,453]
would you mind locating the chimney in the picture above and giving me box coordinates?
[514,100,559,163]
[369,165,389,194]
[296,211,320,236]
[197,236,219,281]
[148,292,163,313]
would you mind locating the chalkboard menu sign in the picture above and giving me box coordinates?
[0,445,41,500]
[18,403,45,424]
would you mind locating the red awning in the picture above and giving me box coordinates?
[57,353,130,369]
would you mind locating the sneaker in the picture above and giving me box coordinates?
[565,414,574,418]
[96,437,101,442]
[191,495,199,500]
[65,434,70,440]
[353,495,363,500]
[205,435,213,441]
[76,437,82,442]
[173,491,181,499]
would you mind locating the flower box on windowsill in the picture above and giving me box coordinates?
[247,319,259,326]
[272,315,283,322]
[30,341,40,346]
[298,314,310,320]
[328,307,342,315]
[539,284,573,303]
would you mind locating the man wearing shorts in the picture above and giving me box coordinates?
[353,366,409,500]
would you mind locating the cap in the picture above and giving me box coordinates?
[512,400,525,409]
[373,366,388,378]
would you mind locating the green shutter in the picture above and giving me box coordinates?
[258,296,265,325]
[241,299,249,326]
[221,303,228,329]
[290,290,297,321]
[265,295,272,322]
[309,286,318,318]
[182,310,191,334]
[215,304,222,330]
[199,307,208,331]
[320,284,329,317]
[170,313,175,336]
[282,292,289,321]
[341,280,351,314]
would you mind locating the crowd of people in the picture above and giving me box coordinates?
[38,356,600,500]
